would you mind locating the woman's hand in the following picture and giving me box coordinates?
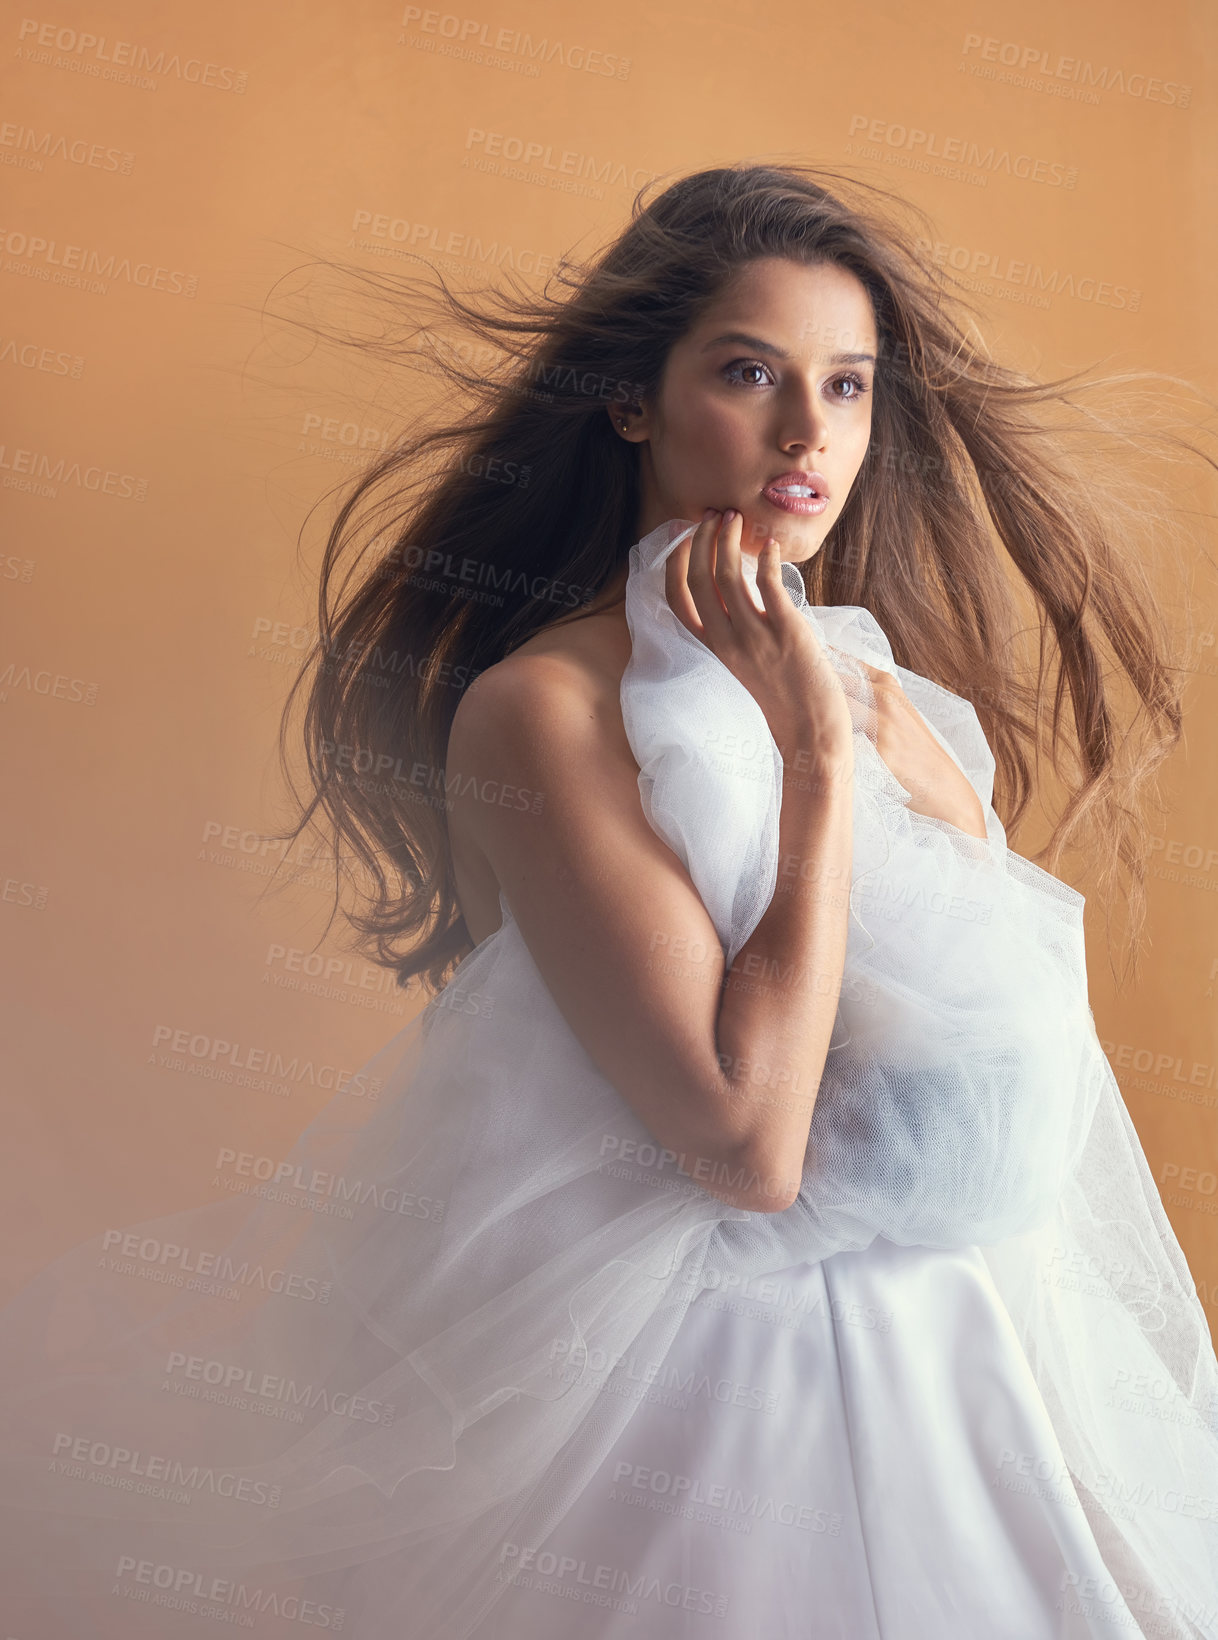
[664,509,986,840]
[857,661,988,839]
[664,508,854,773]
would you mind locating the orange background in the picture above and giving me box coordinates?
[2,0,1216,1330]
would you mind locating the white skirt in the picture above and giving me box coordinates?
[462,1238,1142,1639]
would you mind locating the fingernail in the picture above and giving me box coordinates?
[723,508,737,522]
[702,507,716,520]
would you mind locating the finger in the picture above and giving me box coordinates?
[754,540,839,678]
[684,510,734,649]
[710,509,755,628]
[860,658,905,696]
[664,521,704,637]
[752,538,802,630]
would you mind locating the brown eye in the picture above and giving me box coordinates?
[723,359,772,388]
[832,373,871,401]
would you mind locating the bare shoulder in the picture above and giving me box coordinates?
[454,643,597,738]
[444,612,641,940]
[449,611,634,774]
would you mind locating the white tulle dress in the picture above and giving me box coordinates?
[2,516,1217,1640]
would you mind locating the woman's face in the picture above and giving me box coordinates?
[621,256,877,567]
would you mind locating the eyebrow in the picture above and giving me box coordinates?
[699,330,876,365]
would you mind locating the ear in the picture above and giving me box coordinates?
[606,399,648,443]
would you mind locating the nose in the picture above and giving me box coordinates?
[776,381,831,454]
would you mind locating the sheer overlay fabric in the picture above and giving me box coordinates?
[0,518,1215,1638]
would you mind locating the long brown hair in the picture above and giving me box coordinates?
[261,161,1208,995]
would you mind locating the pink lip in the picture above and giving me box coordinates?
[761,470,830,516]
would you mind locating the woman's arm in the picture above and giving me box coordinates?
[446,517,856,1216]
[446,661,852,1215]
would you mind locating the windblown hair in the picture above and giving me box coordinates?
[264,161,1206,995]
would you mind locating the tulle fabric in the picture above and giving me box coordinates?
[0,516,1215,1638]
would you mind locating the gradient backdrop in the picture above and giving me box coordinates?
[2,0,1216,1352]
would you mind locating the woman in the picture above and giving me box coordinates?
[0,163,1215,1640]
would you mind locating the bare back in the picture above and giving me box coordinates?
[445,593,635,947]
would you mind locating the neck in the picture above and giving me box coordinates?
[586,559,630,617]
